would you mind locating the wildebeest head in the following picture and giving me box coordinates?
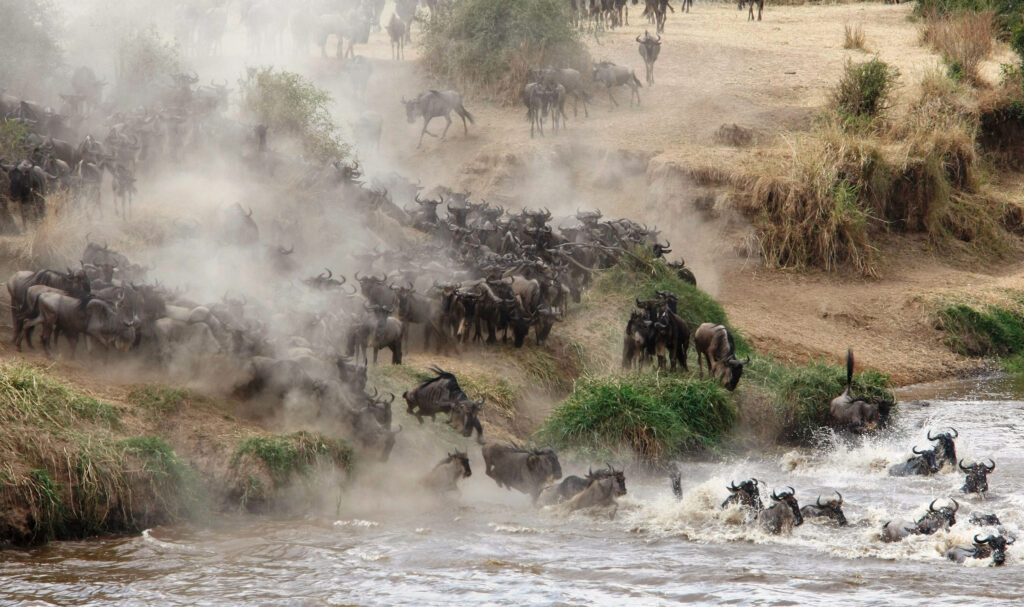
[912,446,941,474]
[771,487,803,527]
[335,356,367,392]
[723,478,763,511]
[812,491,847,526]
[969,512,1002,527]
[916,498,959,535]
[588,463,626,497]
[451,397,484,443]
[719,354,750,392]
[401,95,421,123]
[446,450,472,478]
[959,458,995,494]
[974,534,1014,566]
[927,428,958,468]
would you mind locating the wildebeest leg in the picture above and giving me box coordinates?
[606,86,618,109]
[392,342,401,364]
[372,345,379,365]
[418,117,436,148]
[440,113,453,141]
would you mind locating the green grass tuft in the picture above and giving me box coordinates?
[935,300,1024,356]
[0,364,121,429]
[535,374,736,464]
[745,356,895,443]
[233,431,353,486]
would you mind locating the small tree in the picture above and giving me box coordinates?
[0,0,61,97]
[239,67,348,162]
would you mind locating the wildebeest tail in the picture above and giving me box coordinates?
[457,104,475,124]
[845,348,854,392]
[632,72,643,88]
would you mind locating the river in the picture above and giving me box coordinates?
[2,376,1022,606]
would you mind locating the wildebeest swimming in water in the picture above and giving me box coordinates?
[757,487,803,535]
[722,478,763,513]
[536,464,624,508]
[829,349,893,433]
[959,458,995,494]
[401,90,474,148]
[888,445,941,477]
[881,498,959,542]
[947,534,1015,567]
[799,491,848,526]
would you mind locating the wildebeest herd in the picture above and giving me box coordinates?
[709,425,1013,566]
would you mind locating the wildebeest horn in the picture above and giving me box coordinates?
[958,459,968,471]
[324,268,333,279]
[771,489,781,500]
[951,498,959,512]
[657,34,661,42]
[589,466,594,476]
[728,481,738,490]
[975,534,988,544]
[1007,536,1016,545]
[386,393,395,405]
[949,428,958,438]
[816,495,824,507]
[985,458,995,471]
[912,446,925,455]
[929,499,938,512]
[834,491,842,505]
[245,206,253,217]
[636,34,642,42]
[927,429,938,441]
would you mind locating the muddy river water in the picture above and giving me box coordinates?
[2,376,1023,606]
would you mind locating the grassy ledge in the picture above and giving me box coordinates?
[535,375,736,465]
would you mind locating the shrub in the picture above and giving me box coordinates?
[232,431,353,486]
[843,23,867,50]
[239,67,348,161]
[535,374,736,464]
[831,58,900,121]
[420,0,590,103]
[916,0,1022,37]
[114,26,182,107]
[745,356,894,443]
[923,11,995,85]
[0,0,61,96]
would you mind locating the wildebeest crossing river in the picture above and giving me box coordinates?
[3,376,1023,606]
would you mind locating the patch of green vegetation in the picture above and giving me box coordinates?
[744,356,894,443]
[239,67,348,161]
[459,374,517,417]
[832,57,900,123]
[233,432,353,486]
[935,300,1024,356]
[917,0,1021,36]
[120,436,200,519]
[127,386,192,416]
[421,0,590,103]
[0,364,121,429]
[535,374,736,464]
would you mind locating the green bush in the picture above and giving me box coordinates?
[745,356,894,443]
[239,67,348,161]
[233,431,353,486]
[535,374,736,463]
[832,58,900,121]
[935,301,1024,356]
[420,0,590,103]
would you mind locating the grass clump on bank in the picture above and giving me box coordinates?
[832,58,899,125]
[922,10,995,84]
[744,357,894,443]
[935,299,1024,356]
[420,0,589,103]
[231,432,353,509]
[535,375,736,464]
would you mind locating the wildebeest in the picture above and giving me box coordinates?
[386,13,405,60]
[669,464,682,500]
[757,487,803,534]
[915,498,959,535]
[694,323,749,391]
[829,349,893,433]
[403,366,469,422]
[622,310,651,369]
[888,446,941,477]
[722,478,763,513]
[482,443,562,503]
[219,202,260,245]
[537,464,621,507]
[234,356,323,401]
[2,160,52,227]
[523,82,559,138]
[421,451,472,494]
[528,67,590,118]
[800,491,848,526]
[636,31,661,86]
[449,397,485,443]
[566,465,627,514]
[29,291,138,356]
[947,534,1014,566]
[927,428,958,470]
[401,90,474,147]
[591,61,642,108]
[969,512,1002,527]
[740,0,764,21]
[366,304,403,364]
[960,458,995,494]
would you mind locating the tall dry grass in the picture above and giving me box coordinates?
[922,10,996,85]
[843,23,867,50]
